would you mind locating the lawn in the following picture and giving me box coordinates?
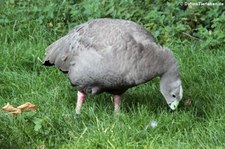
[0,1,225,149]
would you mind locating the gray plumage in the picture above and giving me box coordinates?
[44,18,183,112]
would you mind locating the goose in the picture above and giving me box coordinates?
[44,18,183,114]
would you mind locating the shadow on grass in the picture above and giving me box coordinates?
[123,93,162,113]
[66,85,167,115]
[60,80,215,121]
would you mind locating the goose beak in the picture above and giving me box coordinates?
[168,100,179,110]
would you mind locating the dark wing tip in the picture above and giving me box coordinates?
[43,60,54,66]
[59,69,68,74]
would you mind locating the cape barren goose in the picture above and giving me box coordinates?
[44,18,183,114]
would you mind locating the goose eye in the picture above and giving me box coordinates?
[172,94,176,98]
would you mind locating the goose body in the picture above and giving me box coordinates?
[44,18,183,113]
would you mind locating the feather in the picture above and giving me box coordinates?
[44,18,178,95]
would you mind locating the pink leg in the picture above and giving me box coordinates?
[75,91,86,114]
[114,95,121,112]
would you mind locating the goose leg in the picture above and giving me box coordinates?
[75,91,86,114]
[114,95,121,112]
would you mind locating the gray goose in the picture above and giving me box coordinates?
[44,18,183,114]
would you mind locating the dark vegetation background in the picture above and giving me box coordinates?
[0,0,224,148]
[1,0,224,45]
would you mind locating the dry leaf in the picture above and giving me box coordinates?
[2,103,18,112]
[38,144,45,149]
[10,109,22,115]
[2,102,36,115]
[184,98,192,106]
[17,102,36,111]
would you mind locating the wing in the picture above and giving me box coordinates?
[44,18,158,87]
[43,22,88,72]
[66,19,157,87]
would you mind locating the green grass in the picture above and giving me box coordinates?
[1,25,224,149]
[0,2,225,148]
